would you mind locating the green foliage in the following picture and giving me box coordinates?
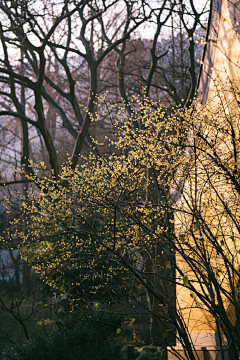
[1,312,123,360]
[163,329,172,338]
[182,276,188,286]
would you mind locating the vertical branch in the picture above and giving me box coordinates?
[34,51,59,178]
[171,14,175,88]
[180,18,184,93]
[179,1,201,107]
[20,50,30,181]
[71,63,98,169]
[116,3,133,117]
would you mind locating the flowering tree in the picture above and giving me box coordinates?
[4,81,240,358]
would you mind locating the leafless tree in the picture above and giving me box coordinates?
[0,0,208,188]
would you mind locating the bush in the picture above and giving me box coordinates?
[1,312,123,360]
